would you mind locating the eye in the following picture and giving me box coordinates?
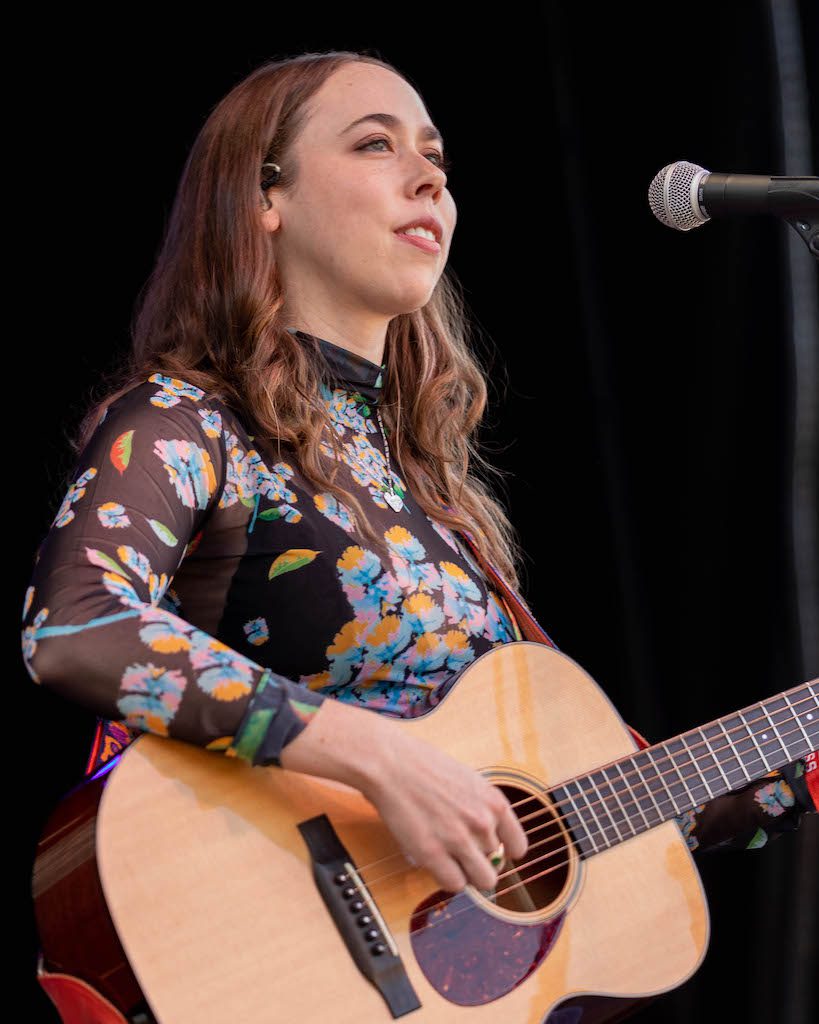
[358,137,453,174]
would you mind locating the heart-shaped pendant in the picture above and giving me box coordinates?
[384,489,404,512]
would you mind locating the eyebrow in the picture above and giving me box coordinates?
[339,112,444,148]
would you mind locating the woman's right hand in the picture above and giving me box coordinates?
[278,695,529,893]
[361,723,529,893]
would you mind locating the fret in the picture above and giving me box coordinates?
[599,763,640,838]
[717,718,754,781]
[742,704,786,767]
[657,742,692,813]
[765,694,802,756]
[757,701,789,762]
[702,721,746,791]
[681,731,718,800]
[783,691,812,749]
[565,777,611,852]
[549,684,819,864]
[550,784,597,858]
[739,710,774,772]
[630,751,666,825]
[614,761,650,832]
[666,737,711,808]
[581,770,626,843]
[640,749,680,819]
[806,683,819,745]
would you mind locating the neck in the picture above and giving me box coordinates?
[286,314,387,367]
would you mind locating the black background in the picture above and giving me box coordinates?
[17,3,818,1021]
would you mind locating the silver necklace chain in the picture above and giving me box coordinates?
[374,406,404,513]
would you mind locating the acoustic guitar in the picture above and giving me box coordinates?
[32,641,818,1023]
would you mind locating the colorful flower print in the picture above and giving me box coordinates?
[442,629,474,672]
[364,614,414,663]
[154,437,217,511]
[753,779,795,816]
[429,517,461,554]
[320,428,407,511]
[395,632,449,675]
[337,545,383,590]
[385,526,441,593]
[116,545,169,604]
[137,606,197,654]
[188,630,257,700]
[675,805,704,851]
[198,407,223,438]
[53,467,97,528]
[324,619,370,685]
[321,383,379,436]
[97,502,132,529]
[244,617,269,646]
[484,591,518,643]
[220,433,301,523]
[147,372,206,407]
[440,561,483,625]
[117,663,187,734]
[21,606,49,683]
[314,492,356,532]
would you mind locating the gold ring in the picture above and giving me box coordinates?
[487,842,505,868]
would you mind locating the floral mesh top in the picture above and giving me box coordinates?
[21,330,817,855]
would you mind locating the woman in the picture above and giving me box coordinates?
[22,49,816,1019]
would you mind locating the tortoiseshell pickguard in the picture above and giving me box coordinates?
[409,889,565,1006]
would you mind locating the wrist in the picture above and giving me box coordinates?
[278,696,395,794]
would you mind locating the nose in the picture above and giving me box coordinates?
[412,160,447,201]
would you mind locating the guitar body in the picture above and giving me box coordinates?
[89,642,709,1023]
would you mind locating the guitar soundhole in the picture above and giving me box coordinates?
[492,784,570,913]
[408,781,571,1006]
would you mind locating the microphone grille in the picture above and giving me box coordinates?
[648,161,710,231]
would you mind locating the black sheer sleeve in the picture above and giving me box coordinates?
[21,378,325,767]
[675,756,818,853]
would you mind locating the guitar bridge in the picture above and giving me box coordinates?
[297,814,421,1019]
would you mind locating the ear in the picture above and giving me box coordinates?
[259,193,282,233]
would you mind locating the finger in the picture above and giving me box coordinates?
[415,840,469,892]
[455,839,501,893]
[497,799,529,861]
[430,855,468,894]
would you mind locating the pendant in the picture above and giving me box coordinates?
[384,489,404,512]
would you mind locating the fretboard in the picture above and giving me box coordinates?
[549,679,818,858]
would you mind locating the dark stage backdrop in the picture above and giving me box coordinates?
[17,4,818,1022]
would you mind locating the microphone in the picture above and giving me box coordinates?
[648,161,818,231]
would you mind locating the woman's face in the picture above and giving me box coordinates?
[262,62,456,325]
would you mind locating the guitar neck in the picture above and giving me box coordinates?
[550,679,819,858]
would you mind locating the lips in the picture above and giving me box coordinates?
[393,215,443,243]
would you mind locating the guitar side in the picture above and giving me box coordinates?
[95,641,710,1023]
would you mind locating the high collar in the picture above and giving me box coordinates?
[286,328,385,406]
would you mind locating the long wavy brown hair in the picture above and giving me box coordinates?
[68,49,525,592]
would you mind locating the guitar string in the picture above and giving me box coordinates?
[63,694,814,951]
[356,688,817,882]
[351,694,817,894]
[358,710,817,913]
[360,698,817,890]
[375,708,818,939]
